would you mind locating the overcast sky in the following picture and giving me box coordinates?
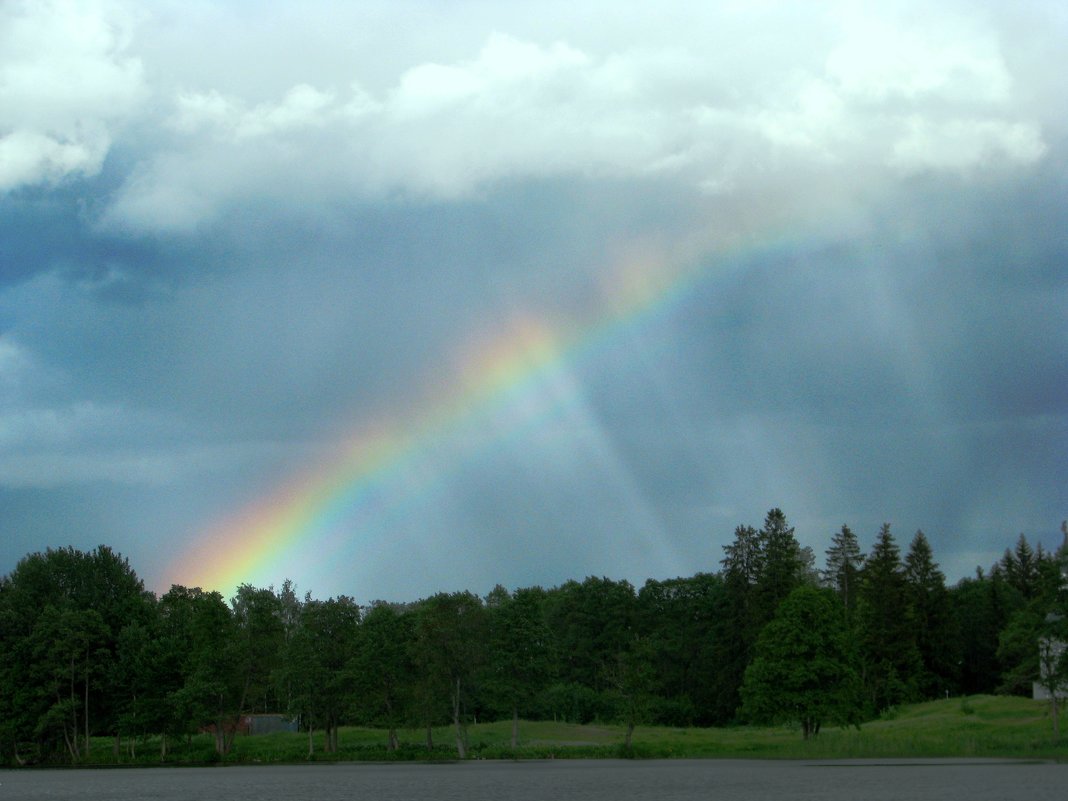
[2,0,1066,602]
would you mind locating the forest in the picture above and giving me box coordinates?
[2,508,1067,765]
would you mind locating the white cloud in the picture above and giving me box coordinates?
[826,14,1012,104]
[891,117,1046,172]
[172,83,340,140]
[0,0,146,191]
[0,337,33,388]
[98,3,1054,231]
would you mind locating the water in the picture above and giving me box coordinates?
[1,759,1065,801]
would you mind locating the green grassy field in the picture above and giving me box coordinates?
[72,695,1068,766]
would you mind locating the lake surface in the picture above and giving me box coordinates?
[2,759,1065,801]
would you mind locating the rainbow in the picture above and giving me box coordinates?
[163,229,774,599]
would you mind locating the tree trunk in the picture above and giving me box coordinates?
[83,665,90,760]
[511,704,519,749]
[625,721,635,749]
[221,678,251,756]
[62,725,78,762]
[388,727,399,751]
[160,733,167,761]
[425,723,434,751]
[58,687,79,761]
[453,676,466,759]
[68,659,80,759]
[307,716,314,758]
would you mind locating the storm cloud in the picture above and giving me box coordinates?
[1,0,1065,601]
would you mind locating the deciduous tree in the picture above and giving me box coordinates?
[741,586,860,738]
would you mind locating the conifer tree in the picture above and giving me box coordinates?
[857,524,923,712]
[823,525,864,615]
[713,524,764,722]
[753,508,804,626]
[903,530,957,696]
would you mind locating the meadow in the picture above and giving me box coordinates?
[69,695,1067,766]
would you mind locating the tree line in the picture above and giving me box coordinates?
[2,509,1066,764]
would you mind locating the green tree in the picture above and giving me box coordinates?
[230,584,286,714]
[635,573,724,725]
[823,525,864,616]
[285,595,360,755]
[996,533,1067,697]
[741,586,860,738]
[29,606,109,760]
[169,587,246,756]
[543,577,637,699]
[949,567,1016,695]
[0,546,150,763]
[712,524,763,722]
[903,530,958,697]
[712,509,805,722]
[410,591,487,758]
[753,508,804,625]
[856,524,923,713]
[483,586,551,748]
[1001,533,1041,601]
[1037,614,1068,739]
[350,602,414,750]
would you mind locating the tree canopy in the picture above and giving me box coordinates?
[1,514,1064,763]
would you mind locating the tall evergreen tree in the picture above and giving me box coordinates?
[995,533,1066,697]
[823,525,864,615]
[950,564,1021,695]
[1001,533,1041,601]
[857,524,923,712]
[903,530,957,697]
[753,508,804,626]
[712,509,805,722]
[712,524,764,722]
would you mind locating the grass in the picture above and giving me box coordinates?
[37,695,1068,766]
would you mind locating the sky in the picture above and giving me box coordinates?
[1,0,1066,604]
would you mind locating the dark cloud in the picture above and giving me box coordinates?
[2,1,1066,599]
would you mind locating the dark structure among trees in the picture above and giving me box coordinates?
[2,512,1066,765]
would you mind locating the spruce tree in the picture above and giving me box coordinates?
[903,530,957,697]
[753,508,804,625]
[823,525,864,615]
[713,524,764,722]
[857,524,923,712]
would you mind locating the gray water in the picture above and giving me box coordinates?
[2,759,1065,801]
